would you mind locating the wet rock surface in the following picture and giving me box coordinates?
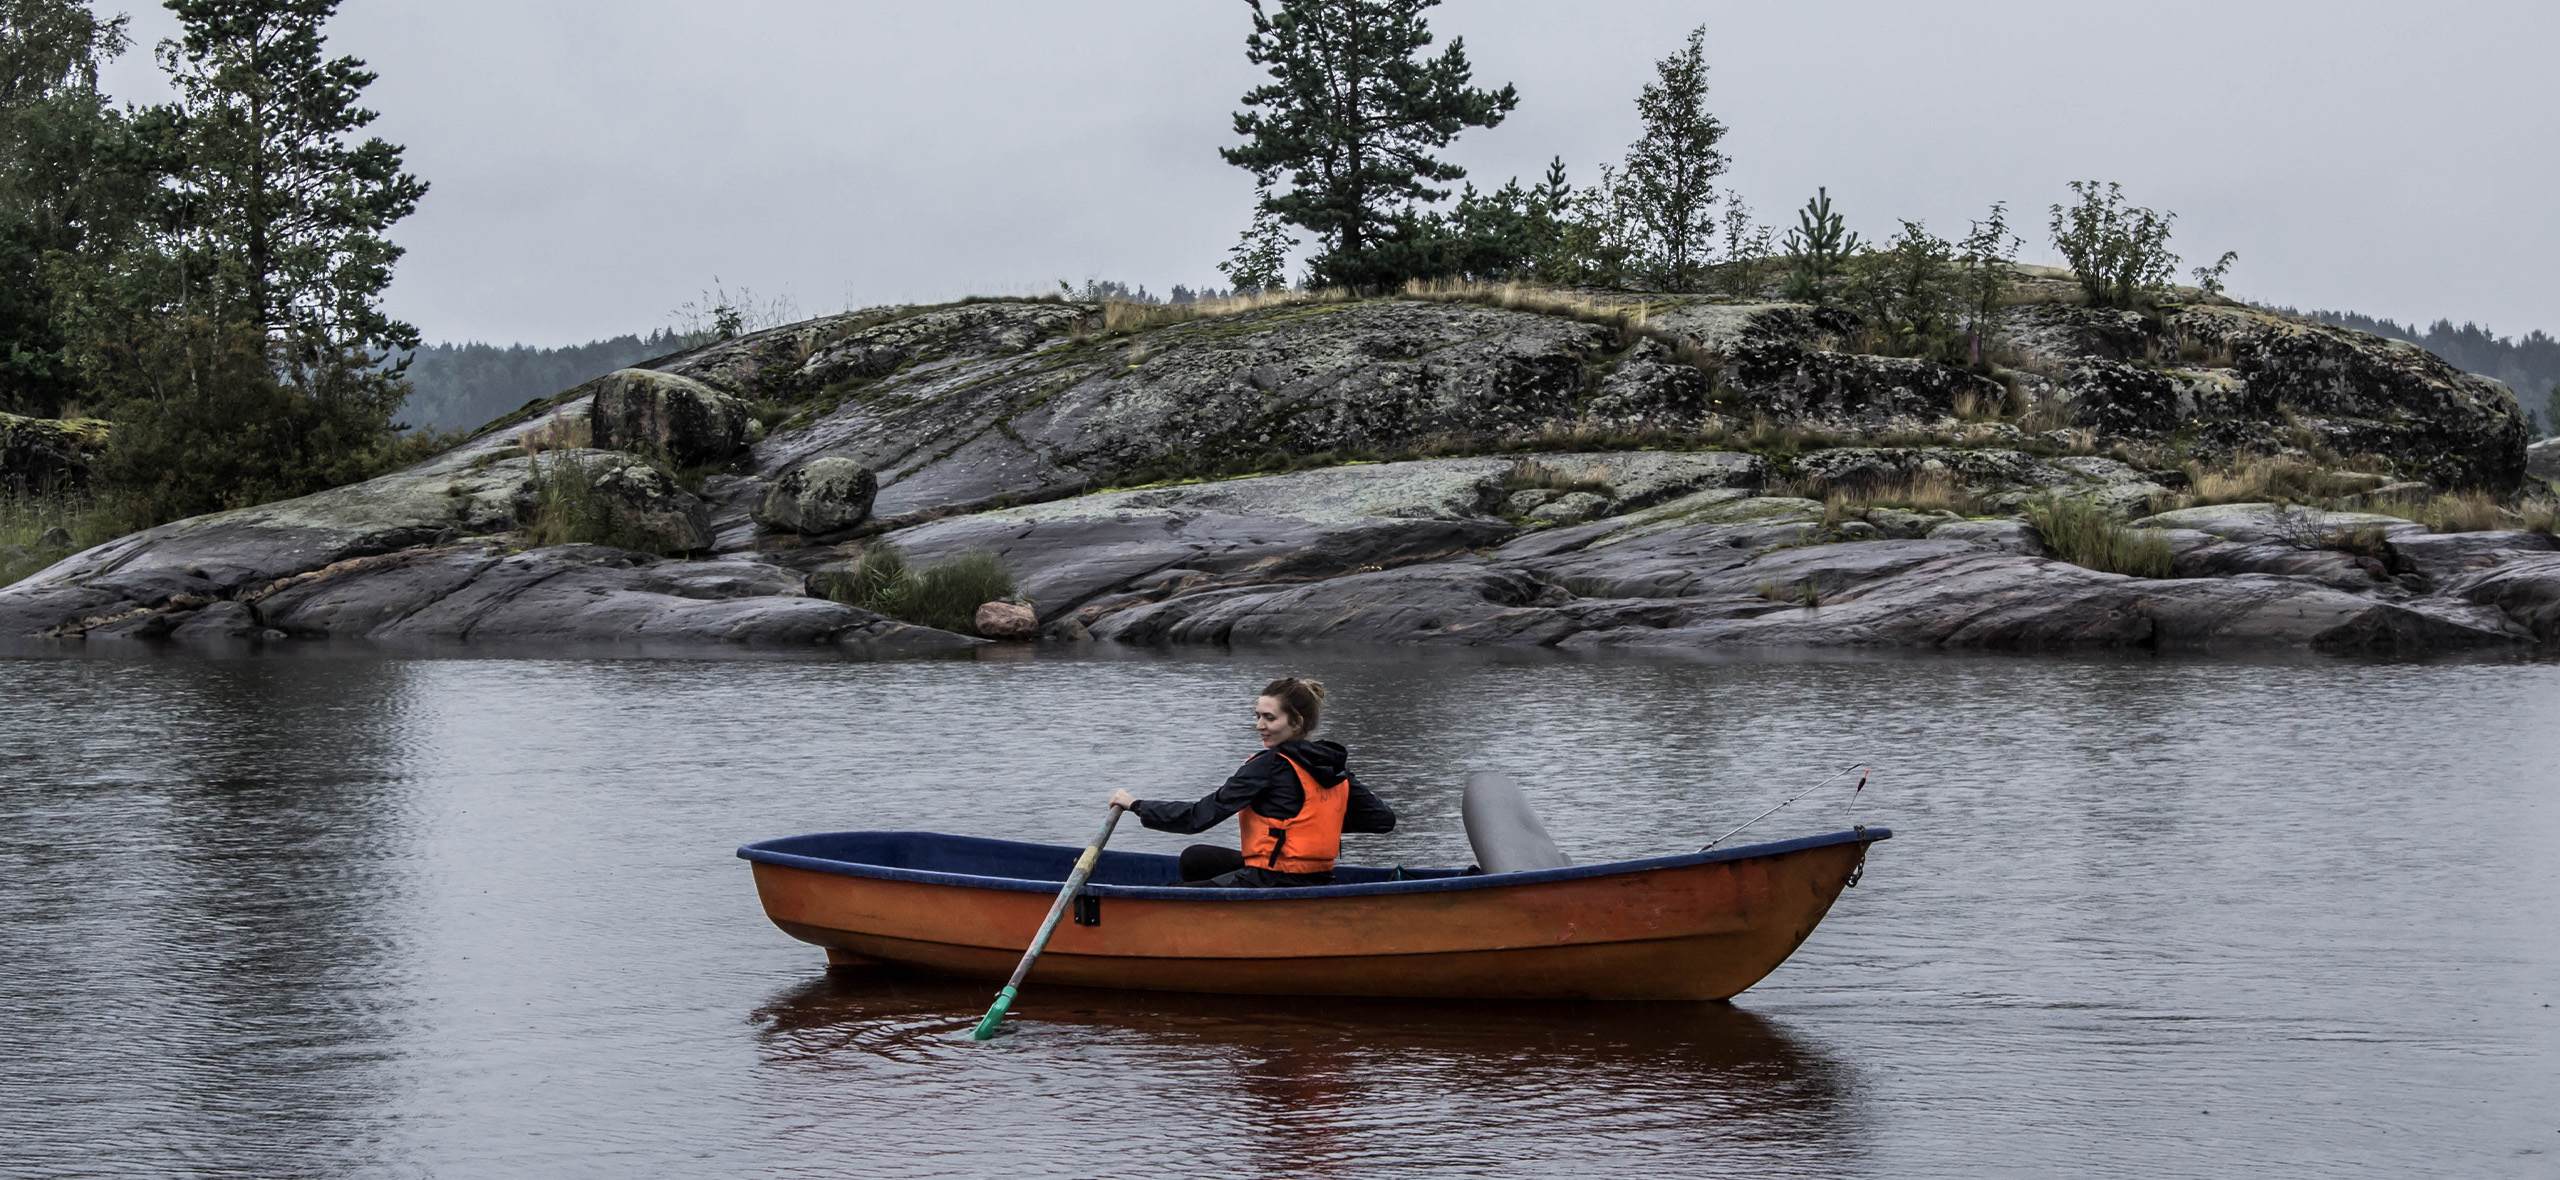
[3,292,2549,655]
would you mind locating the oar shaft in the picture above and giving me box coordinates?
[971,804,1125,1040]
[1704,764,1867,850]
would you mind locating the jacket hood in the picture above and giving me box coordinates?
[1270,739,1349,785]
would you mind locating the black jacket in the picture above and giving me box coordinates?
[1133,739,1397,837]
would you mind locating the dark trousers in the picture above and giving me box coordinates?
[1176,843,1334,888]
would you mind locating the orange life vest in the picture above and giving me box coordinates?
[1236,751,1347,875]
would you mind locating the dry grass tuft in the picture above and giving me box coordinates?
[1755,577,1823,607]
[1503,458,1613,497]
[1096,288,1355,335]
[1399,278,1657,328]
[519,414,593,456]
[2182,455,2386,506]
[2369,490,2542,534]
[1805,469,1977,520]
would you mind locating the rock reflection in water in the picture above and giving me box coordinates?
[752,970,1862,1175]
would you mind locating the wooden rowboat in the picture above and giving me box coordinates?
[738,827,1888,1001]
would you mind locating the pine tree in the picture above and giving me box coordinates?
[1220,186,1297,293]
[1620,25,1727,292]
[157,0,425,360]
[1782,187,1861,304]
[1222,0,1516,291]
[58,0,439,525]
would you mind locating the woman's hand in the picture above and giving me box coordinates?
[1108,788,1138,811]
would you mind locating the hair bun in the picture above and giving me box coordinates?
[1259,676,1326,736]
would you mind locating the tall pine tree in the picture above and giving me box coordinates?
[157,0,424,360]
[1222,0,1515,292]
[62,0,435,524]
[1620,25,1727,293]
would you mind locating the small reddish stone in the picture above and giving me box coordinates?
[973,601,1038,640]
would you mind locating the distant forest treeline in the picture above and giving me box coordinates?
[396,331,686,433]
[2299,310,2560,431]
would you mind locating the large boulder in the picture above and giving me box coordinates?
[2527,437,2560,485]
[586,368,753,468]
[0,413,110,495]
[751,457,878,535]
[511,450,713,554]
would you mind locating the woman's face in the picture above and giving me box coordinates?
[1254,695,1301,748]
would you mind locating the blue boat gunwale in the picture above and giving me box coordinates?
[736,826,1892,901]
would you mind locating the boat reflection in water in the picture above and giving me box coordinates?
[753,970,1865,1168]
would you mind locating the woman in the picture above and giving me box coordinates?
[1109,677,1396,887]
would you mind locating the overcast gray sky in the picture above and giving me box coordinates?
[95,0,2560,347]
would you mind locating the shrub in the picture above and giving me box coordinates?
[1841,220,1963,362]
[2025,496,2173,577]
[2048,181,2178,310]
[815,545,1018,635]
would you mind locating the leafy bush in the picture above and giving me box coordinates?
[1842,221,1962,362]
[2025,496,2173,578]
[2048,181,2179,310]
[814,545,1018,635]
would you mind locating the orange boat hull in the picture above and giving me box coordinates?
[744,831,1883,1001]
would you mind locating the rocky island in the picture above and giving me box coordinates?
[7,283,2558,656]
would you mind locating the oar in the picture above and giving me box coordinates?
[969,801,1127,1041]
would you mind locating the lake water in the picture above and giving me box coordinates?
[0,646,2553,1178]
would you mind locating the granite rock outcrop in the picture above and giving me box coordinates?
[2,290,2548,656]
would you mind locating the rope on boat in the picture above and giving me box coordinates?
[1702,763,1870,851]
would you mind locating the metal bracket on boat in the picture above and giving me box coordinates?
[1073,891,1101,927]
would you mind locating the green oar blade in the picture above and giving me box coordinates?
[969,985,1017,1041]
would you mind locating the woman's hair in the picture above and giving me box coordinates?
[1260,677,1325,736]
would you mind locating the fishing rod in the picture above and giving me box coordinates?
[1702,762,1869,851]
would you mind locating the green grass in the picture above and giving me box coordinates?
[1,493,150,588]
[812,545,1017,636]
[2024,495,2174,578]
[519,454,683,554]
